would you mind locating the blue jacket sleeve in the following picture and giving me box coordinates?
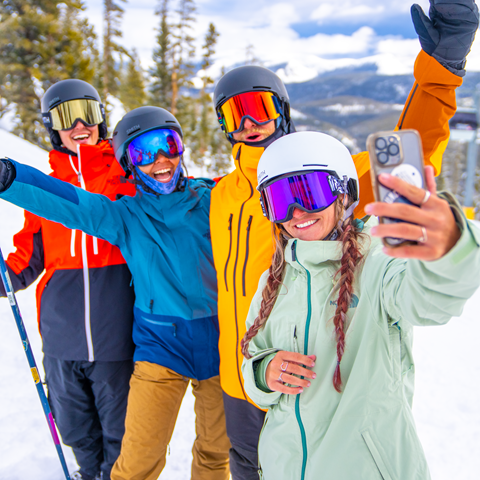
[0,160,128,248]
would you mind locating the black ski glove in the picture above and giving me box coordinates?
[411,0,479,76]
[0,159,16,192]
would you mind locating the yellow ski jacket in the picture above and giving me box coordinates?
[209,50,462,403]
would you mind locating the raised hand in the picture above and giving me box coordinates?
[411,0,479,76]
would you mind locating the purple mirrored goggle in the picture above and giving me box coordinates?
[259,171,346,223]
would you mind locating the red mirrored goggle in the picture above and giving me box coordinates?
[217,91,282,134]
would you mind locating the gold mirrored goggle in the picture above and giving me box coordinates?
[42,99,104,131]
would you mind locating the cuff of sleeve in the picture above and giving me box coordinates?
[414,50,463,87]
[432,54,466,77]
[424,191,480,269]
[253,352,277,393]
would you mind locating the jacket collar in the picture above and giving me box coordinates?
[285,217,376,273]
[232,143,265,187]
[49,140,112,179]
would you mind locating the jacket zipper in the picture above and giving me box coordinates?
[232,146,253,400]
[292,240,311,480]
[71,150,95,362]
[241,215,253,296]
[224,213,233,291]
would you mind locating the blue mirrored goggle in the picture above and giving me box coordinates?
[127,128,184,167]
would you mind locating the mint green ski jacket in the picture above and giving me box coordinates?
[242,197,480,480]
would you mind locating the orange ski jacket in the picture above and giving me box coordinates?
[1,140,137,361]
[209,51,462,403]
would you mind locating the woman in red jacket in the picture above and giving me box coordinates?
[0,79,136,480]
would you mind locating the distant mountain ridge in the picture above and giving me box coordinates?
[281,66,480,151]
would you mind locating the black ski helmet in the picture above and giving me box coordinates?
[112,106,183,173]
[41,79,107,155]
[213,65,294,147]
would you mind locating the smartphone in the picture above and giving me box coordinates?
[366,129,426,248]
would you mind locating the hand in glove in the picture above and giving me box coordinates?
[411,0,479,76]
[0,159,16,192]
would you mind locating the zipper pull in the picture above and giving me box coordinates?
[228,213,233,230]
[78,172,82,184]
[291,240,297,262]
[247,215,253,231]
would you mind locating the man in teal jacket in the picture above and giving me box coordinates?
[0,107,230,480]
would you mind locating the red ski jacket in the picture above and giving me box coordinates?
[0,140,136,361]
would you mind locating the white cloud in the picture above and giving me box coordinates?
[80,0,480,82]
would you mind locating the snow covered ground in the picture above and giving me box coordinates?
[0,129,479,479]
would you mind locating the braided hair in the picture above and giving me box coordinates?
[241,197,364,393]
[241,224,289,358]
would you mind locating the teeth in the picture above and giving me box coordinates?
[73,134,89,140]
[154,168,171,175]
[296,220,317,229]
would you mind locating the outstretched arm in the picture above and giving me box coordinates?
[353,0,479,218]
[0,159,127,248]
[365,166,480,326]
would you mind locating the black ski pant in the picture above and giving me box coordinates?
[44,356,134,480]
[222,391,266,480]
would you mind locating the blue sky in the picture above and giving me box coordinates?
[81,0,480,81]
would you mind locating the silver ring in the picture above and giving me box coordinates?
[421,190,431,205]
[278,372,284,383]
[418,226,428,243]
[280,361,289,372]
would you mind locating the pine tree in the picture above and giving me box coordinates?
[119,49,147,111]
[103,0,128,102]
[188,23,231,175]
[170,0,196,116]
[0,0,100,145]
[150,0,172,109]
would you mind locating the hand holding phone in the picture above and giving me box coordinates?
[365,166,461,261]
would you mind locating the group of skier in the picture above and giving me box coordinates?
[1,1,480,479]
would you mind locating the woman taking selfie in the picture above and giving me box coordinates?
[241,131,480,480]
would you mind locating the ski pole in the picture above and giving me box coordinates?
[0,246,71,480]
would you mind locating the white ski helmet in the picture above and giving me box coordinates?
[257,131,359,222]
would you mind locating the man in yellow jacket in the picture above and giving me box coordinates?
[209,1,479,478]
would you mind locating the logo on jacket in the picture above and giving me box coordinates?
[330,294,359,309]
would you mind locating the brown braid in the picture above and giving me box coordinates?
[241,224,288,359]
[332,199,364,392]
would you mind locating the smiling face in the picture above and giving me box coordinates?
[136,152,181,183]
[282,202,339,241]
[232,118,276,143]
[58,121,99,152]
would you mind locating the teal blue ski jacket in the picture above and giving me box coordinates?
[0,160,219,381]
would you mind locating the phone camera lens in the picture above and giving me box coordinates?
[388,136,398,144]
[388,143,400,156]
[375,137,387,150]
[378,152,389,164]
